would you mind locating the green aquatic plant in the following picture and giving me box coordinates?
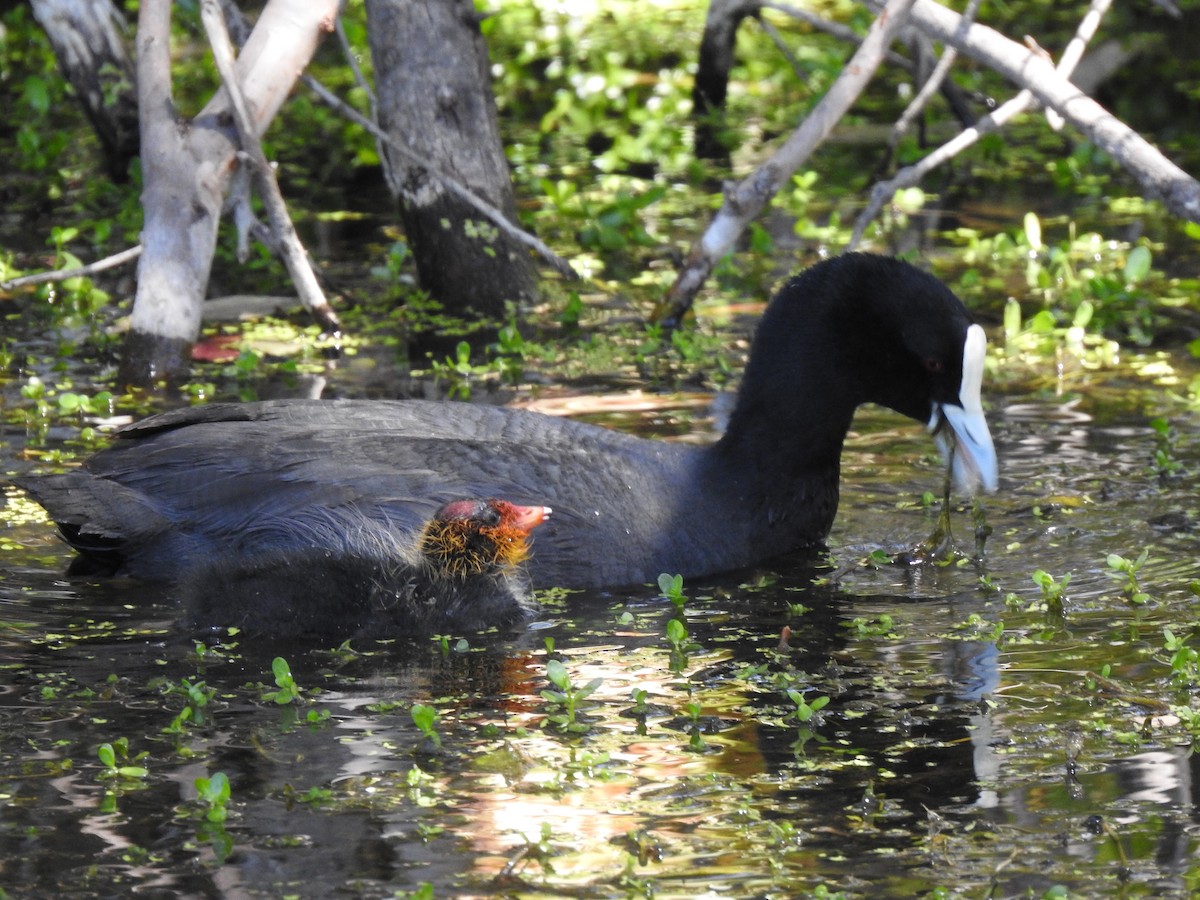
[368,239,410,290]
[491,321,530,384]
[666,617,701,674]
[808,885,849,900]
[96,738,148,782]
[863,549,893,569]
[281,784,334,807]
[1032,569,1070,615]
[950,613,1006,643]
[558,291,584,332]
[411,703,442,749]
[393,884,435,900]
[1106,550,1150,605]
[1149,417,1184,481]
[847,614,897,638]
[19,374,50,425]
[964,213,1162,351]
[194,771,231,824]
[161,677,216,733]
[56,389,114,418]
[786,599,810,618]
[785,689,830,725]
[434,633,471,655]
[1163,628,1200,688]
[629,687,650,717]
[576,186,666,253]
[424,333,537,400]
[683,699,708,753]
[541,659,601,734]
[261,656,303,705]
[427,340,477,400]
[658,572,686,615]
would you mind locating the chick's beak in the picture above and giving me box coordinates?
[503,503,553,534]
[928,324,998,494]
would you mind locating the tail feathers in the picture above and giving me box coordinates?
[13,474,170,570]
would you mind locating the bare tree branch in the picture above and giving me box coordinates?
[847,0,1164,250]
[0,245,142,292]
[301,74,578,281]
[335,13,376,114]
[1042,0,1109,131]
[123,0,338,383]
[657,0,917,326]
[199,0,339,332]
[894,0,1200,223]
[218,3,570,282]
[764,1,913,70]
[890,0,980,142]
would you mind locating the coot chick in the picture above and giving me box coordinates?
[180,498,551,639]
[15,254,998,593]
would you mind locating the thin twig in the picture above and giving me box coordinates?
[218,2,571,280]
[335,14,376,114]
[763,0,914,71]
[890,0,981,142]
[0,245,143,292]
[904,0,1198,220]
[756,15,804,82]
[301,74,578,280]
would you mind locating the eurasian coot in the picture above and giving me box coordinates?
[16,254,998,598]
[179,498,551,638]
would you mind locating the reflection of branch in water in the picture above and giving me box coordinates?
[973,494,993,559]
[825,431,993,582]
[917,440,957,561]
[899,434,958,564]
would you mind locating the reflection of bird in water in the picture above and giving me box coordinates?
[177,498,552,641]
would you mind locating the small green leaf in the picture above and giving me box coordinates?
[666,618,687,643]
[1124,245,1151,283]
[1029,310,1057,333]
[411,703,436,733]
[546,659,569,691]
[1023,211,1042,250]
[23,76,50,115]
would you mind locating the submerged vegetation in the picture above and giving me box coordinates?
[2,0,1200,896]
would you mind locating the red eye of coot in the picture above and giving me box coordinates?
[923,358,945,374]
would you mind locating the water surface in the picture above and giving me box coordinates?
[4,386,1200,898]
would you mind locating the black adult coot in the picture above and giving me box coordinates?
[16,254,997,597]
[177,498,551,638]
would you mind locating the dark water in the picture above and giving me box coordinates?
[4,383,1200,898]
[4,0,1199,891]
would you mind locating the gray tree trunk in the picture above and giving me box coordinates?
[365,0,538,326]
[30,0,139,180]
